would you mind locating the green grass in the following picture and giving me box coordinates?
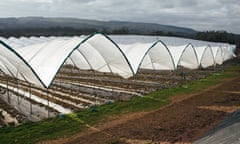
[0,65,239,144]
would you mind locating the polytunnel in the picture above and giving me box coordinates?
[151,36,208,69]
[117,42,153,74]
[211,47,223,65]
[222,46,234,62]
[0,41,43,86]
[140,41,175,71]
[168,45,188,69]
[177,44,199,69]
[199,46,215,68]
[110,35,178,72]
[0,33,134,88]
[108,35,233,70]
[194,45,215,68]
[168,44,199,69]
[0,33,235,89]
[67,34,134,78]
[117,41,175,74]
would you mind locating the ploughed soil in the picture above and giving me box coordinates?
[44,73,240,144]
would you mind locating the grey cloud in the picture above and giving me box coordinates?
[0,0,239,33]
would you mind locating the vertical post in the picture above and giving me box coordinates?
[130,73,136,95]
[93,69,98,106]
[71,65,74,96]
[131,74,134,94]
[7,77,10,104]
[17,78,20,105]
[29,83,32,114]
[78,68,80,94]
[47,88,49,118]
[112,84,114,101]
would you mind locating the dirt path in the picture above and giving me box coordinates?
[43,76,240,144]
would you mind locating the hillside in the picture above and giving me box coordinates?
[0,17,197,37]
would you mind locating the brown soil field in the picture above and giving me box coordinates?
[43,70,240,144]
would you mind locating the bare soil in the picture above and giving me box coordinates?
[42,72,240,144]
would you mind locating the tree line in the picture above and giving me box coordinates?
[0,27,239,52]
[196,31,239,45]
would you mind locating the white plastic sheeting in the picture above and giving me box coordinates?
[117,41,175,73]
[167,45,187,69]
[177,44,199,69]
[211,47,223,65]
[118,42,154,74]
[200,46,215,68]
[0,34,236,88]
[141,41,175,70]
[194,46,215,68]
[110,35,235,70]
[0,33,134,88]
[0,41,43,86]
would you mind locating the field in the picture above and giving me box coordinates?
[0,62,219,124]
[0,58,239,143]
[62,69,240,144]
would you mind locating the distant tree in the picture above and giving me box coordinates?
[151,31,164,35]
[236,41,240,56]
[0,27,98,37]
[112,27,129,34]
[167,32,173,36]
[196,30,239,44]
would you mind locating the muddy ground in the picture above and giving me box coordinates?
[41,66,240,144]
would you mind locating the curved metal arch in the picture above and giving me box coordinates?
[47,32,135,88]
[67,57,77,68]
[97,33,135,75]
[213,46,224,65]
[218,46,224,63]
[0,56,15,77]
[0,61,15,78]
[176,43,200,68]
[199,45,215,68]
[81,42,113,74]
[0,40,47,88]
[135,40,176,74]
[74,49,94,70]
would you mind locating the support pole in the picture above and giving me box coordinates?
[16,78,20,105]
[47,88,49,118]
[92,69,97,106]
[70,65,74,96]
[7,77,10,104]
[77,67,81,95]
[29,83,33,114]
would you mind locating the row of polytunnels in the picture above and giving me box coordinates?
[0,33,237,124]
[0,33,236,88]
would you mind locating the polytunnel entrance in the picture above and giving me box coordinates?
[200,46,215,69]
[140,41,175,71]
[177,44,199,70]
[214,47,223,65]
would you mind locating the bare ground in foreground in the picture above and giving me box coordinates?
[43,74,240,144]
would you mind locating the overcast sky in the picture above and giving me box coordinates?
[0,0,239,33]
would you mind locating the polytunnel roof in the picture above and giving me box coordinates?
[110,35,233,69]
[199,46,215,68]
[0,33,134,88]
[0,34,235,88]
[112,36,176,72]
[110,35,208,47]
[176,44,199,69]
[139,40,175,71]
[117,42,154,73]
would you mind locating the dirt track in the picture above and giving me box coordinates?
[44,71,240,144]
